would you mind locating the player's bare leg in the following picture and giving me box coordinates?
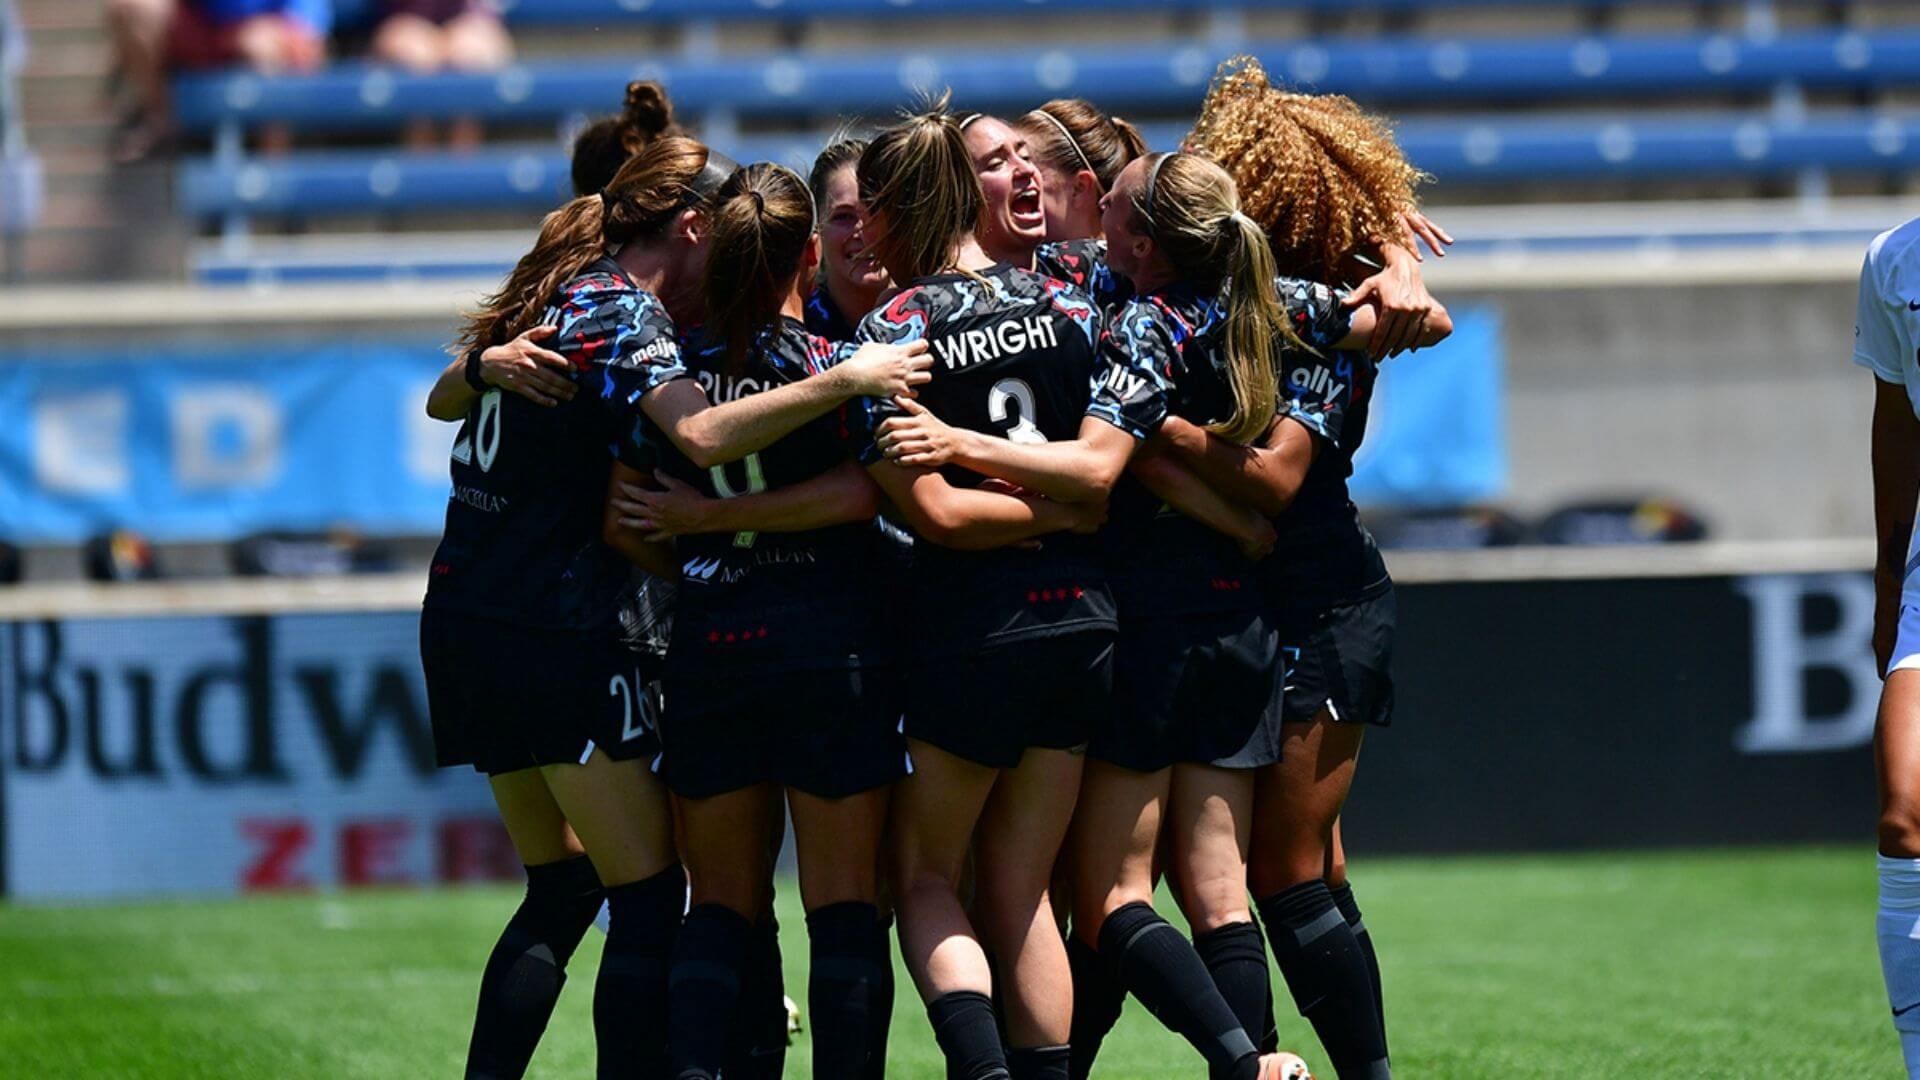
[457,769,603,1078]
[888,738,1006,1077]
[663,782,780,1077]
[790,786,893,1076]
[1252,714,1387,1079]
[537,752,682,1077]
[972,746,1083,1071]
[1877,668,1920,1077]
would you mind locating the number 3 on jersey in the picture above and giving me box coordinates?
[451,389,504,472]
[709,453,767,548]
[989,377,1048,445]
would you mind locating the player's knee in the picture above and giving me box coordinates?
[797,858,878,913]
[683,860,765,916]
[892,865,960,914]
[1881,802,1920,859]
[1249,843,1328,899]
[1075,882,1152,941]
[1180,891,1253,935]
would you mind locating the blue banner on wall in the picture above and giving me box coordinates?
[0,311,1503,543]
[0,338,458,542]
[1348,306,1506,508]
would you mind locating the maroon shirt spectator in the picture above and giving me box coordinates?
[107,0,330,160]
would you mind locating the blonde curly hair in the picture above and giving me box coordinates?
[1185,56,1429,281]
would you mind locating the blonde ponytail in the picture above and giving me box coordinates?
[1215,209,1289,444]
[1130,152,1304,444]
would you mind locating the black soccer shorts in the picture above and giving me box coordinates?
[1274,586,1396,729]
[1094,607,1285,773]
[421,607,659,777]
[658,665,905,800]
[902,629,1115,769]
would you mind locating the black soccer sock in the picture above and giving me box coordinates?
[1329,882,1386,1049]
[927,990,1011,1080]
[594,862,686,1080]
[1192,920,1273,1061]
[806,901,891,1077]
[1066,933,1124,1080]
[1097,902,1259,1080]
[465,854,604,1080]
[1258,881,1391,1080]
[723,915,787,1079]
[667,903,755,1080]
[1008,1044,1072,1080]
[1254,918,1280,1054]
[863,912,896,1080]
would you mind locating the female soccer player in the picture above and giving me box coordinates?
[420,134,928,1079]
[805,138,888,341]
[958,113,1050,270]
[572,80,680,198]
[1173,58,1456,1080]
[598,161,902,1080]
[1017,99,1145,246]
[1854,215,1920,1078]
[876,150,1307,1080]
[853,102,1110,1080]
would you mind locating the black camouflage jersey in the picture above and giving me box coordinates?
[803,285,859,342]
[649,317,881,676]
[1034,237,1133,311]
[855,262,1113,656]
[1263,278,1391,616]
[1085,277,1266,619]
[426,255,684,633]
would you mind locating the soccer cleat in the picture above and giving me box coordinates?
[784,994,803,1040]
[1258,1052,1314,1080]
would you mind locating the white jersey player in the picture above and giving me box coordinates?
[1857,216,1920,1078]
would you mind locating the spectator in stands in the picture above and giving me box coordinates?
[368,0,512,149]
[106,0,331,161]
[570,80,679,197]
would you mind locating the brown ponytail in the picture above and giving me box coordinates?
[569,81,682,199]
[702,163,817,375]
[456,134,715,358]
[1017,98,1147,191]
[619,80,679,155]
[857,95,983,282]
[1130,151,1302,445]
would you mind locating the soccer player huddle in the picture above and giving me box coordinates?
[419,57,1452,1080]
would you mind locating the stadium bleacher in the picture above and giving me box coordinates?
[173,29,1920,137]
[148,0,1920,281]
[0,0,40,282]
[180,111,1920,218]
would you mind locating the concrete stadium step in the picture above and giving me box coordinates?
[16,0,106,33]
[21,35,112,79]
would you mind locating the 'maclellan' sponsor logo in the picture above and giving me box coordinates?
[450,485,508,513]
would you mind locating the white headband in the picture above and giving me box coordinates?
[1028,108,1100,191]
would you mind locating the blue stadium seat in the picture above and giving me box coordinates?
[334,0,1699,28]
[179,111,1920,219]
[171,30,1920,135]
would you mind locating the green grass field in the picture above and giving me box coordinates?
[0,846,1899,1077]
